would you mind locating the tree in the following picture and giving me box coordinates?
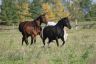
[17,0,31,21]
[42,0,70,21]
[29,0,44,19]
[86,3,96,21]
[67,0,84,21]
[0,0,19,25]
[52,0,69,20]
[42,3,55,21]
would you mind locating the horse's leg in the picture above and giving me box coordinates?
[22,36,24,45]
[34,37,36,44]
[31,36,33,45]
[55,38,59,47]
[42,37,47,47]
[47,39,52,47]
[21,33,25,45]
[24,35,29,45]
[61,37,65,46]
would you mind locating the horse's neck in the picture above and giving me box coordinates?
[33,20,41,26]
[34,17,42,25]
[55,23,64,29]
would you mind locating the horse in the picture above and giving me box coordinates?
[47,21,68,41]
[42,17,71,47]
[19,14,48,45]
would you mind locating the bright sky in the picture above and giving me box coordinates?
[93,0,96,3]
[0,0,1,5]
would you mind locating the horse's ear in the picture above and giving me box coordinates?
[42,12,48,16]
[63,17,68,19]
[42,13,46,16]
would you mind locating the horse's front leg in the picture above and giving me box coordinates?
[61,37,65,46]
[31,35,34,45]
[31,34,36,45]
[33,37,36,44]
[24,35,29,45]
[55,37,59,47]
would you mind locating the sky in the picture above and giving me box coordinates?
[0,0,1,5]
[92,0,96,3]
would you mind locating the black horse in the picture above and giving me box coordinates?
[42,17,71,47]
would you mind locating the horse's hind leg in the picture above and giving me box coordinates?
[22,36,24,45]
[47,39,52,47]
[42,37,47,47]
[22,35,28,45]
[61,37,65,46]
[55,38,59,47]
[24,35,29,45]
[31,37,33,45]
[34,37,36,44]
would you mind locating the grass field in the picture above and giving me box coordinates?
[0,28,96,64]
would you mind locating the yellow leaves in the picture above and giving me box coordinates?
[20,15,25,21]
[64,11,70,17]
[42,3,49,11]
[16,2,31,21]
[22,2,29,10]
[42,3,55,21]
[42,1,70,21]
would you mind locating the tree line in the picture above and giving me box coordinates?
[0,0,95,25]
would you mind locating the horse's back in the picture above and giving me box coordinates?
[43,26,56,38]
[43,25,64,39]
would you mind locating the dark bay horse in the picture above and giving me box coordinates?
[42,17,71,47]
[19,14,48,45]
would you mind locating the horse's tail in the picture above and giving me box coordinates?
[18,22,26,32]
[18,23,22,32]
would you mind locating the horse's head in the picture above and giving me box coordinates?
[61,17,71,29]
[39,13,48,24]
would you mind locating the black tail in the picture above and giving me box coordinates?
[18,22,26,32]
[18,23,22,32]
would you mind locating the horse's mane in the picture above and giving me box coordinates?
[34,15,41,21]
[55,17,68,28]
[56,18,63,25]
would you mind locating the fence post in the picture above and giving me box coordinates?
[75,19,78,30]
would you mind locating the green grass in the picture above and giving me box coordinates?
[0,29,96,64]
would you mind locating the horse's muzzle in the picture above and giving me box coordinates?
[68,26,71,29]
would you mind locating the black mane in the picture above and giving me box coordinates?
[55,17,68,29]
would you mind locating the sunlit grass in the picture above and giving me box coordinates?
[0,29,96,64]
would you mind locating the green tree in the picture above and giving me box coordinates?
[17,0,31,21]
[0,0,19,25]
[29,0,44,19]
[86,3,96,21]
[42,0,70,21]
[67,0,84,21]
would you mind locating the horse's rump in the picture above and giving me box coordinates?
[19,21,29,32]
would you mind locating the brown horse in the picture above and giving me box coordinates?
[19,14,48,45]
